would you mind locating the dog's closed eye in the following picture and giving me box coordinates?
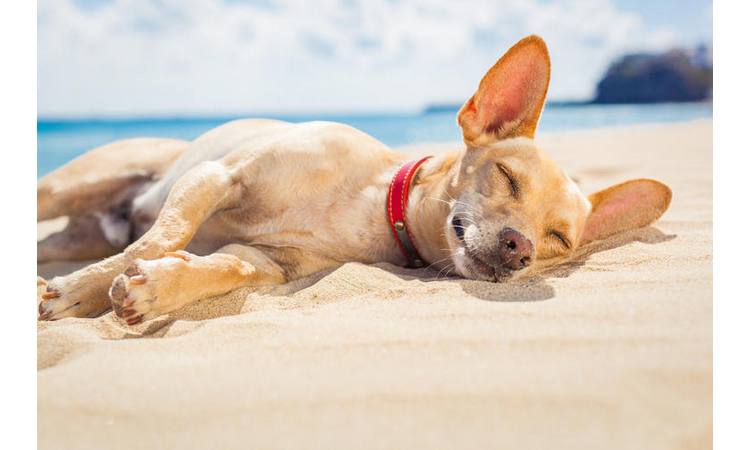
[496,163,519,198]
[548,230,571,249]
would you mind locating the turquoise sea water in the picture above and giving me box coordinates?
[37,102,711,177]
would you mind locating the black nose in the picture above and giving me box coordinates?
[497,228,534,271]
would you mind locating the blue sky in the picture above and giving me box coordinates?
[38,0,712,117]
[614,0,711,45]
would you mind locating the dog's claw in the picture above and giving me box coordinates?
[129,275,147,285]
[41,288,60,300]
[164,251,191,261]
[126,315,143,326]
[38,308,52,321]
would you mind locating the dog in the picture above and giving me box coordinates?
[37,35,672,323]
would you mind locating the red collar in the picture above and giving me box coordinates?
[387,156,432,268]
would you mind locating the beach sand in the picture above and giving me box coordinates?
[37,120,712,449]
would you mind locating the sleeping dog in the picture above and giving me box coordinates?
[37,35,671,323]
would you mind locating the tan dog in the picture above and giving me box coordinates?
[37,35,671,323]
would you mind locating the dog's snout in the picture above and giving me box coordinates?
[497,227,533,271]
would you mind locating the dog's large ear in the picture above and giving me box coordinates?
[458,35,550,145]
[580,179,672,245]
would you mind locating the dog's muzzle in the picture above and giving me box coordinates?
[452,218,534,279]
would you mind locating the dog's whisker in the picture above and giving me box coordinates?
[436,263,456,280]
[425,196,453,207]
[434,249,460,280]
[424,255,454,271]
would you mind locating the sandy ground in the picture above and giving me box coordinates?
[37,120,712,450]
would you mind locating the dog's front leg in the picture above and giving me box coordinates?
[38,161,237,320]
[108,244,287,324]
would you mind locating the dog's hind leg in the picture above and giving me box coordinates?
[38,172,153,222]
[38,161,239,320]
[37,138,187,221]
[37,212,129,263]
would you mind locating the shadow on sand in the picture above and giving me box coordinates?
[421,225,675,303]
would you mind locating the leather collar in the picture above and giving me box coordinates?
[386,156,432,268]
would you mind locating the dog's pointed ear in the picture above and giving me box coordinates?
[580,179,672,245]
[458,35,551,145]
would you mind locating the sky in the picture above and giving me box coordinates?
[38,0,712,117]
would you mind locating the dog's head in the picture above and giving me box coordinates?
[440,35,672,281]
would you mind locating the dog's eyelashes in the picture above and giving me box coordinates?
[548,230,571,249]
[496,163,519,198]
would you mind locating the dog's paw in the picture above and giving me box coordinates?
[38,275,110,320]
[37,277,72,320]
[109,251,193,325]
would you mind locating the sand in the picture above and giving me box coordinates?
[37,120,712,450]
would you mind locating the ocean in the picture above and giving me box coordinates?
[37,102,711,177]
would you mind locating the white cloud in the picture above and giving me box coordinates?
[38,0,680,116]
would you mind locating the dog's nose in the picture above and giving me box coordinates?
[497,227,533,271]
